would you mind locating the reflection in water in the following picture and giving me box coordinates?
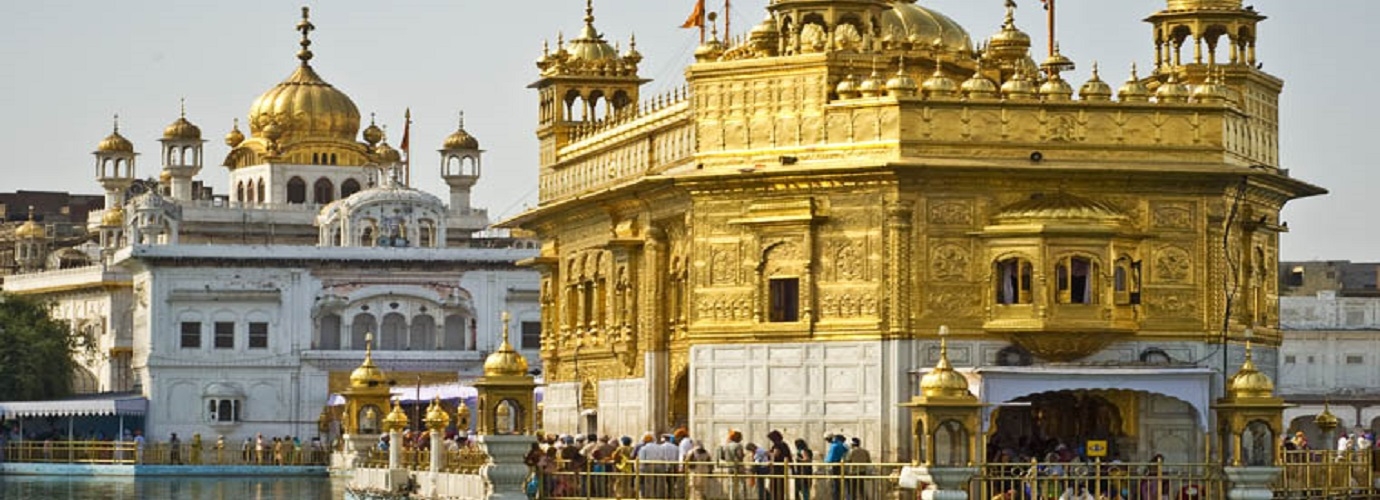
[0,475,344,500]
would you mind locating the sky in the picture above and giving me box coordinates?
[0,1,1373,260]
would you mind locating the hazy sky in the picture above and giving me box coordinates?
[0,1,1373,260]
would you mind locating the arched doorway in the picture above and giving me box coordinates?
[987,389,1200,463]
[669,370,689,430]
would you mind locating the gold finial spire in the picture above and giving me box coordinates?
[937,325,951,369]
[113,114,120,133]
[458,110,465,129]
[364,332,374,360]
[179,98,186,119]
[584,0,595,26]
[501,310,511,347]
[26,205,34,222]
[296,6,315,65]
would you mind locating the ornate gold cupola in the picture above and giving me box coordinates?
[224,7,373,170]
[1212,333,1286,467]
[531,0,647,163]
[903,326,982,467]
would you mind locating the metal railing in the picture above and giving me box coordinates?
[534,459,901,500]
[1275,449,1378,499]
[1,440,329,466]
[355,445,491,474]
[974,459,1224,500]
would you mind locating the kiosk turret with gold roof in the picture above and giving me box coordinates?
[473,312,537,435]
[339,333,391,436]
[1212,332,1286,468]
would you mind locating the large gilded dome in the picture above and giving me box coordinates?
[879,1,974,54]
[248,64,360,145]
[246,8,360,146]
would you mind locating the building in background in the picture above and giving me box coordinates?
[2,8,539,441]
[1278,260,1380,443]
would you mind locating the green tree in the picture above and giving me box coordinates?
[0,292,90,400]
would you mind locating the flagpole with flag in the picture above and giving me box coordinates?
[681,0,706,43]
[400,107,411,186]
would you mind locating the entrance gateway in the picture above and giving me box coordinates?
[971,366,1214,463]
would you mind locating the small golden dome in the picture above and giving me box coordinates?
[962,62,999,100]
[443,113,480,150]
[1039,75,1074,101]
[1080,63,1114,101]
[567,1,620,64]
[920,327,973,399]
[748,15,778,55]
[362,117,384,147]
[1315,403,1340,430]
[1226,343,1275,399]
[836,75,861,100]
[382,399,409,432]
[163,103,202,141]
[349,334,388,389]
[886,65,919,97]
[101,205,125,227]
[159,170,173,183]
[98,128,135,154]
[1192,69,1230,103]
[15,215,44,240]
[1118,64,1152,102]
[694,37,725,62]
[858,70,885,98]
[424,396,450,431]
[483,315,530,378]
[921,65,959,99]
[375,141,402,164]
[1001,71,1038,100]
[1156,74,1191,103]
[225,119,246,148]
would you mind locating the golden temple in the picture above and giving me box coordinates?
[506,0,1323,461]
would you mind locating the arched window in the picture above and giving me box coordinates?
[1056,256,1099,304]
[995,258,1033,305]
[318,313,342,350]
[350,313,376,350]
[409,315,436,350]
[380,313,406,350]
[314,178,334,204]
[237,182,245,202]
[256,179,266,204]
[286,177,306,204]
[443,315,466,350]
[419,221,435,248]
[341,178,361,198]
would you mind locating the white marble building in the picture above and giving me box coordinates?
[3,8,539,441]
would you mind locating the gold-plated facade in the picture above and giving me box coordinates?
[509,0,1323,438]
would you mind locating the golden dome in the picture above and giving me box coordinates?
[225,119,246,147]
[159,170,172,183]
[97,119,135,153]
[1156,73,1191,103]
[886,67,919,98]
[247,8,360,146]
[1079,63,1114,101]
[101,205,125,227]
[836,74,861,100]
[920,327,974,399]
[1192,69,1230,103]
[382,399,409,432]
[442,113,480,150]
[962,62,999,99]
[15,213,43,240]
[349,333,388,389]
[483,314,530,378]
[1315,403,1340,430]
[921,66,958,99]
[424,396,451,431]
[1117,64,1151,102]
[1226,341,1275,399]
[375,141,402,164]
[362,116,384,147]
[1039,75,1074,101]
[879,1,974,54]
[858,70,885,98]
[994,191,1128,224]
[694,37,725,63]
[163,103,202,141]
[567,1,620,64]
[1001,71,1038,100]
[987,5,1031,52]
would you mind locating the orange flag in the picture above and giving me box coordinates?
[681,0,705,29]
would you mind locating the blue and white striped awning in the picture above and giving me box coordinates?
[0,394,147,419]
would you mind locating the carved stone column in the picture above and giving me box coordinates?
[886,204,913,335]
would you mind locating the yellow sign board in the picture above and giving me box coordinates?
[1086,440,1108,458]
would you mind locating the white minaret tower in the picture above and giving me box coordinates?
[159,100,204,201]
[95,115,137,209]
[439,111,481,212]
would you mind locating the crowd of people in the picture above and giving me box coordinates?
[522,428,877,500]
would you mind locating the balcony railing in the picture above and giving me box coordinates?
[1,440,329,466]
